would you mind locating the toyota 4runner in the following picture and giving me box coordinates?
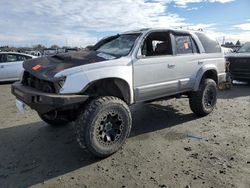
[12,28,226,157]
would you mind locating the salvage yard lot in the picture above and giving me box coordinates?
[0,83,249,188]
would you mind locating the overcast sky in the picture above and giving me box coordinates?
[0,0,249,47]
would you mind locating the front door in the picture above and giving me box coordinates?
[133,31,179,102]
[0,54,23,81]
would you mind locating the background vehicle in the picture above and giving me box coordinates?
[222,47,233,55]
[0,52,36,82]
[227,42,250,83]
[25,50,42,57]
[43,48,57,56]
[12,28,226,157]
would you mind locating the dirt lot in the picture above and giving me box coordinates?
[0,83,249,188]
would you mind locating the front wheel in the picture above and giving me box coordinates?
[75,96,132,158]
[189,78,217,117]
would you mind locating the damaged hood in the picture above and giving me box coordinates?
[23,50,118,81]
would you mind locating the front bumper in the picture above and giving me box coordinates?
[11,82,88,113]
[230,72,250,81]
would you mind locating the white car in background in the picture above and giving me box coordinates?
[0,52,36,82]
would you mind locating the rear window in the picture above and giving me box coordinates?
[195,32,221,53]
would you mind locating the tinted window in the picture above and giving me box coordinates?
[195,32,221,53]
[6,54,18,62]
[238,42,250,53]
[175,35,193,54]
[3,54,31,62]
[17,55,32,61]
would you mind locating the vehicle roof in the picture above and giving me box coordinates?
[122,28,202,35]
[44,48,57,50]
[0,52,35,57]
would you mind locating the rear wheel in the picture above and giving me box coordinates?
[75,96,132,158]
[38,110,71,126]
[189,78,217,117]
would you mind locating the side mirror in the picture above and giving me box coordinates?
[136,48,146,59]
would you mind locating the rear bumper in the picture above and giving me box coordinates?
[218,73,227,83]
[11,82,88,113]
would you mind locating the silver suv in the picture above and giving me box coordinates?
[12,28,226,157]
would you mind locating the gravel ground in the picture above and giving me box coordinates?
[0,83,249,188]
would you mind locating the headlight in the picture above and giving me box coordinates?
[57,76,66,88]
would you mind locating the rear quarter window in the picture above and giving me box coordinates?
[18,55,32,61]
[195,32,221,53]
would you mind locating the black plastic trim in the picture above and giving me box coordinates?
[12,82,88,113]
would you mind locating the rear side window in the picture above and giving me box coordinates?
[3,54,31,62]
[174,35,198,54]
[18,55,32,61]
[195,32,221,53]
[6,54,18,62]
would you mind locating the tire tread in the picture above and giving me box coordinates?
[189,78,217,117]
[75,96,131,157]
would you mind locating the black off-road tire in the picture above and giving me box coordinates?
[189,78,217,117]
[38,110,71,126]
[75,96,132,158]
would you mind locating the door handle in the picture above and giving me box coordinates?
[198,61,203,65]
[168,64,175,69]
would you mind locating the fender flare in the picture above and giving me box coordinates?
[83,77,132,104]
[59,65,134,104]
[194,65,218,91]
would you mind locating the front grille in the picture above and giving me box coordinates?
[22,71,56,93]
[229,58,250,71]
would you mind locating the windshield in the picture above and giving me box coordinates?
[238,43,250,53]
[96,34,140,56]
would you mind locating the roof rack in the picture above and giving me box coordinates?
[175,27,204,32]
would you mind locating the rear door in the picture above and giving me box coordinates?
[171,33,201,91]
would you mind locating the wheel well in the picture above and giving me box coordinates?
[83,78,131,104]
[202,70,218,84]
